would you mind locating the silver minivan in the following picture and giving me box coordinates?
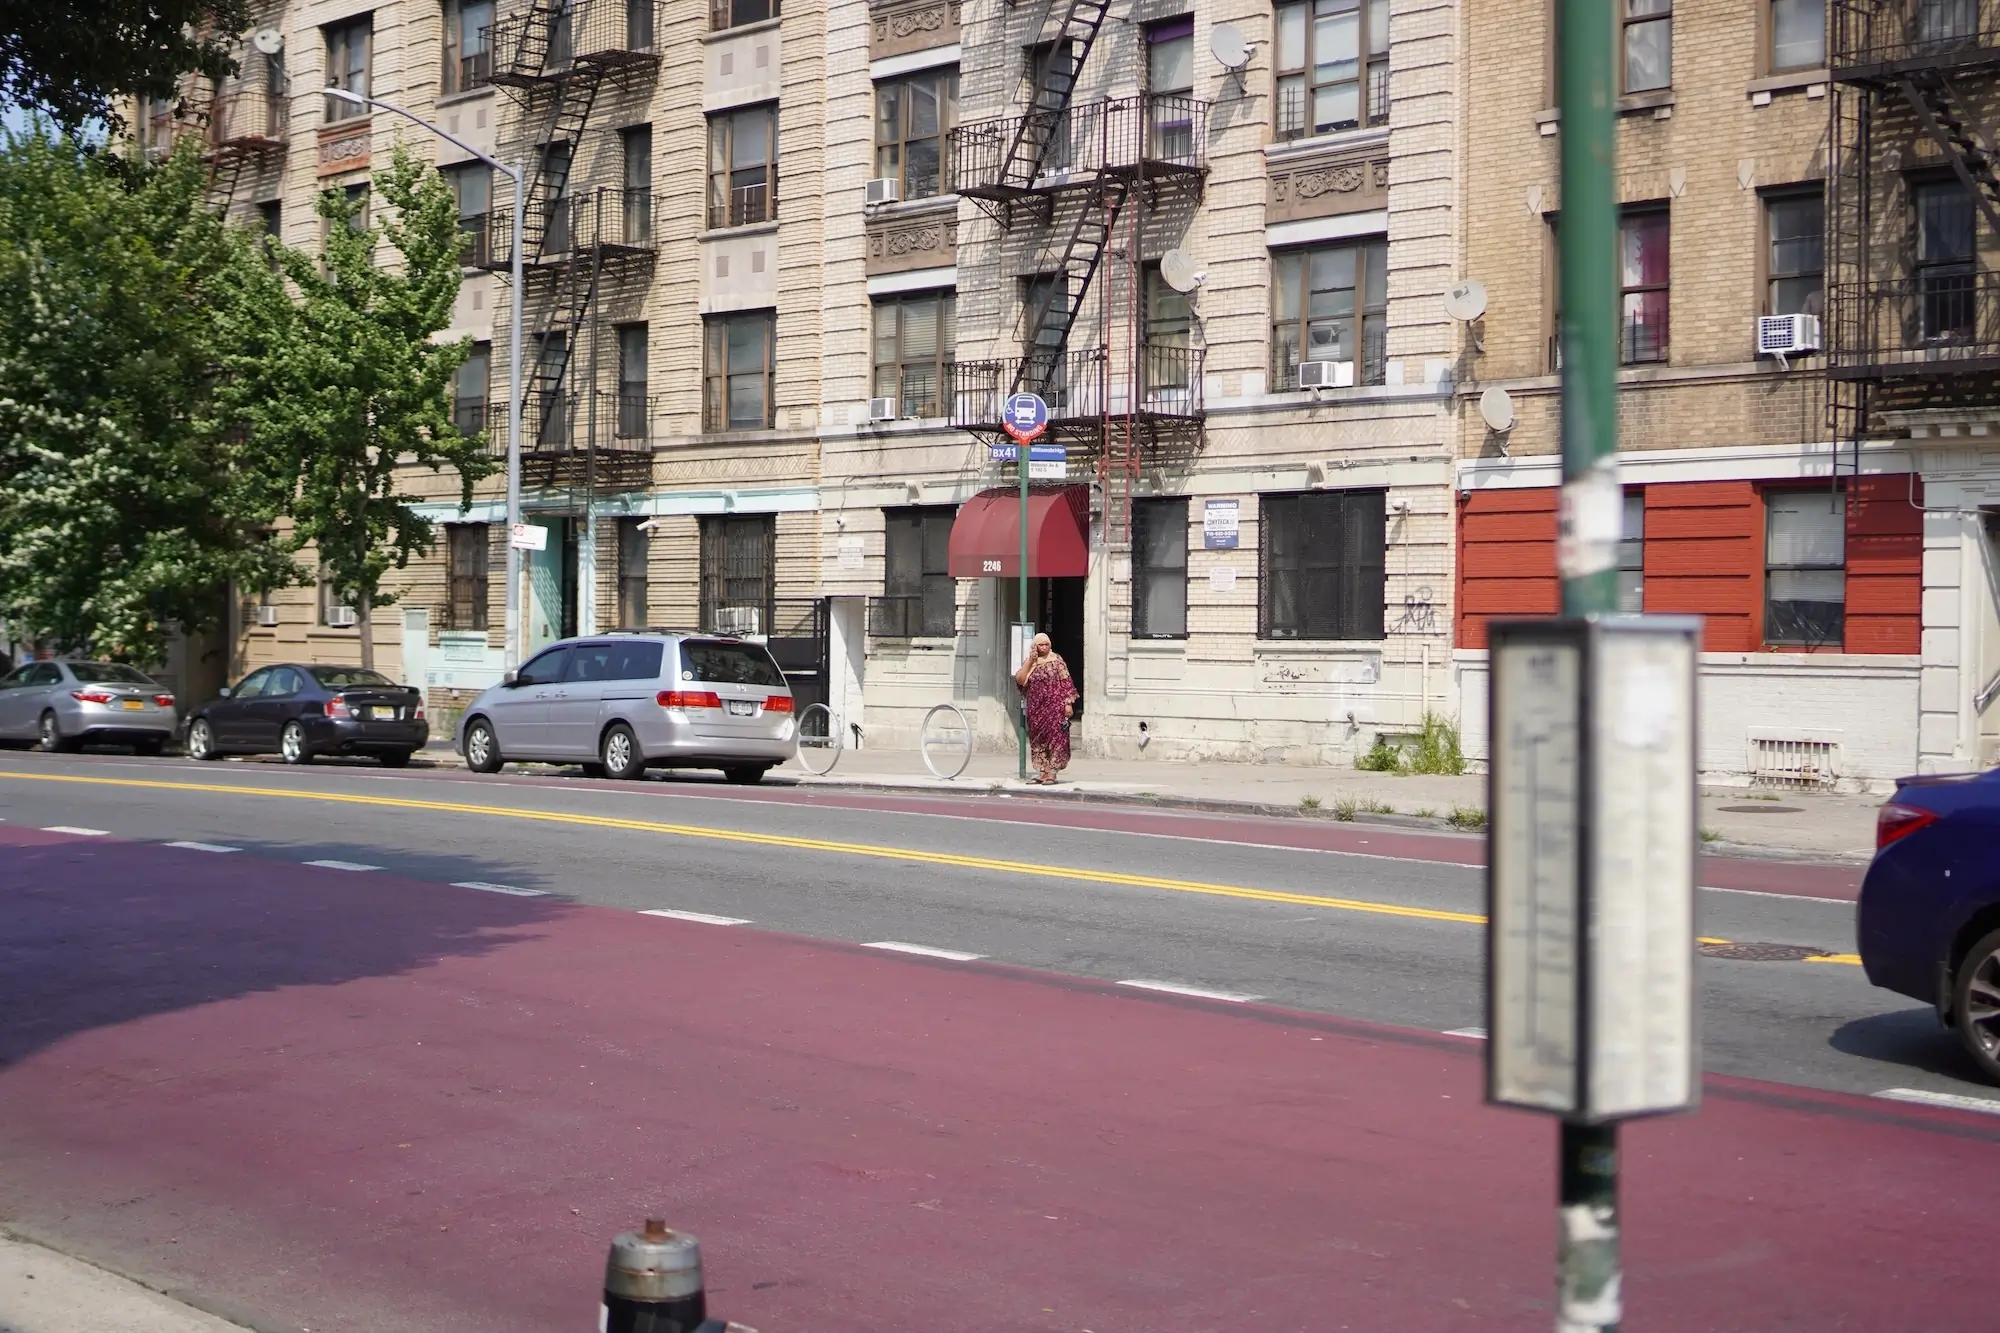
[454,632,796,783]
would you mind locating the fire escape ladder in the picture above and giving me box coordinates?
[501,0,567,83]
[1897,71,2000,239]
[523,243,602,451]
[1012,183,1127,397]
[521,72,608,261]
[998,0,1111,191]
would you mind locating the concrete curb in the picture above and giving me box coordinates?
[0,1225,305,1333]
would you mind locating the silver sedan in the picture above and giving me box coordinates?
[0,660,178,753]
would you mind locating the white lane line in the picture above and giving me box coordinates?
[166,841,240,854]
[642,908,752,926]
[1117,979,1262,1003]
[863,940,984,961]
[42,825,108,836]
[1443,1026,1488,1039]
[303,859,381,872]
[1874,1087,2000,1118]
[452,880,549,897]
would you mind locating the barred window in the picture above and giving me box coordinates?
[876,506,957,637]
[1259,490,1385,641]
[1132,498,1188,638]
[446,524,490,631]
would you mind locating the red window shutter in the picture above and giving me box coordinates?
[1641,481,1760,652]
[1457,488,1559,650]
[1845,474,1923,655]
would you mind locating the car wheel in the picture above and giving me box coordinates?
[280,721,312,765]
[1953,926,2000,1085]
[187,718,221,761]
[600,724,645,781]
[378,749,413,768]
[463,719,503,774]
[37,712,73,754]
[723,764,769,785]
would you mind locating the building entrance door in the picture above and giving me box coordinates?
[1019,576,1086,717]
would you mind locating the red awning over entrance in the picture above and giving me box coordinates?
[947,485,1091,578]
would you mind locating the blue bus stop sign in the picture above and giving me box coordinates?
[1002,392,1049,443]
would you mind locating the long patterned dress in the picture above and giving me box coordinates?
[1020,651,1078,774]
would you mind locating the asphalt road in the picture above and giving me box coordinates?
[0,750,1982,1099]
[2,750,1997,1333]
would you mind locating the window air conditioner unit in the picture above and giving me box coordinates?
[712,605,761,636]
[1297,359,1354,389]
[865,177,900,206]
[326,605,359,628]
[1758,313,1821,356]
[868,396,899,422]
[254,604,281,628]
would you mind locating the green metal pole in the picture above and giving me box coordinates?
[1556,0,1621,1329]
[1018,441,1031,781]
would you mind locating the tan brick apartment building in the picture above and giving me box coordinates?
[1452,0,1999,788]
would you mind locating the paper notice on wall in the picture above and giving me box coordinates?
[1204,498,1241,549]
[836,535,864,571]
[1208,566,1238,591]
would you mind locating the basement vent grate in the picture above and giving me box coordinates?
[1749,736,1838,790]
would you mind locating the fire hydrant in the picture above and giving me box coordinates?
[601,1218,754,1333]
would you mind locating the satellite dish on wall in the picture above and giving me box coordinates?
[1444,278,1488,322]
[1480,386,1516,434]
[1209,24,1250,72]
[251,27,285,56]
[1160,248,1203,294]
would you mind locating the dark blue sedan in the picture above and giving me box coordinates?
[1857,769,2000,1084]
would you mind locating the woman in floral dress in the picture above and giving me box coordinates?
[1013,632,1077,784]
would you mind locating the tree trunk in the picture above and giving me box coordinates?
[357,588,375,670]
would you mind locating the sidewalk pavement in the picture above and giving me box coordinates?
[0,1234,264,1333]
[417,738,1883,862]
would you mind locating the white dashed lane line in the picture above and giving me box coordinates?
[641,909,752,926]
[42,826,108,836]
[302,859,382,872]
[1443,1026,1488,1039]
[1117,979,1262,1003]
[452,880,550,897]
[166,841,240,853]
[863,941,985,962]
[1875,1087,2000,1117]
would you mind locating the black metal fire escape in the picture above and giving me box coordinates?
[1827,1,2000,457]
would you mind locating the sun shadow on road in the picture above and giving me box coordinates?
[1827,1007,1989,1084]
[0,831,570,1069]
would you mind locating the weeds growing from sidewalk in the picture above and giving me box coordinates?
[1353,713,1466,776]
[1414,807,1438,819]
[1700,827,1722,843]
[1362,798,1397,815]
[1446,805,1487,831]
[1332,797,1359,821]
[1299,794,1322,812]
[1356,737,1400,772]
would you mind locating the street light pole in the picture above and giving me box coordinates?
[321,87,526,671]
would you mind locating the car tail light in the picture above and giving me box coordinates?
[325,695,352,719]
[154,694,174,708]
[414,703,426,720]
[656,689,722,709]
[1876,802,1940,852]
[762,695,794,713]
[70,691,113,704]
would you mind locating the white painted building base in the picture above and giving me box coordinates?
[1908,434,2000,774]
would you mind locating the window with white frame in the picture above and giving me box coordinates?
[1764,489,1845,647]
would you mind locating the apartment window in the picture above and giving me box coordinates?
[877,507,957,638]
[709,104,777,228]
[872,291,956,418]
[617,324,648,439]
[1766,189,1824,318]
[1617,491,1644,613]
[446,524,490,631]
[444,162,492,266]
[256,199,281,245]
[616,518,649,629]
[1920,0,1979,43]
[1620,207,1669,364]
[324,16,371,121]
[1765,489,1844,648]
[1769,0,1824,72]
[1259,489,1386,640]
[454,341,490,435]
[875,69,958,202]
[1132,498,1189,638]
[1272,240,1388,390]
[704,311,776,432]
[1144,266,1192,393]
[317,573,353,627]
[444,0,494,93]
[541,141,573,252]
[623,125,653,244]
[1274,0,1389,142]
[1147,18,1196,161]
[1915,180,1976,342]
[1546,215,1563,371]
[711,0,776,32]
[535,332,568,445]
[699,514,775,635]
[627,0,657,50]
[1623,0,1672,94]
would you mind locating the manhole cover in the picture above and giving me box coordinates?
[1699,941,1825,962]
[1716,804,1803,814]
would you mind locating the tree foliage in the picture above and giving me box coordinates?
[0,0,250,135]
[216,143,491,667]
[0,129,295,661]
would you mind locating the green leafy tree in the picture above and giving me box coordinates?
[217,143,492,668]
[0,129,296,661]
[0,1,249,135]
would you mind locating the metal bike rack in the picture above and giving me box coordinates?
[920,702,974,780]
